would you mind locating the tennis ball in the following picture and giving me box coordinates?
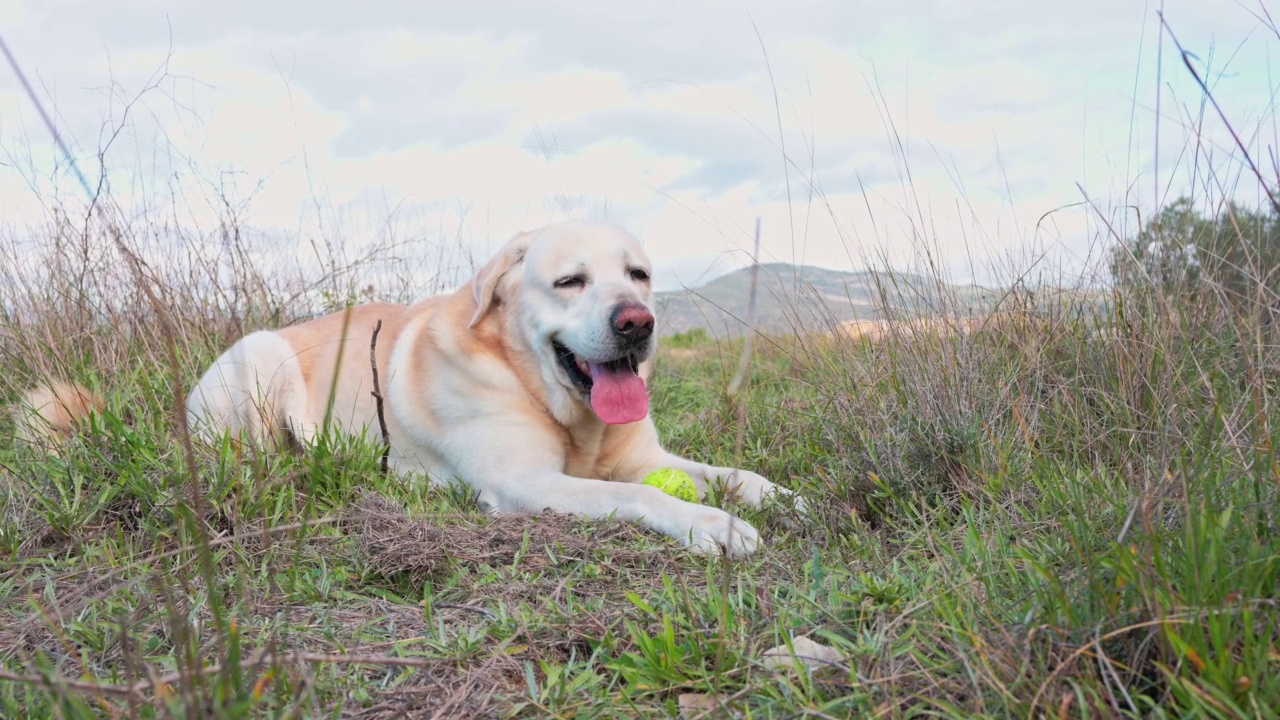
[642,468,698,503]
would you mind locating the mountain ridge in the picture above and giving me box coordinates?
[654,262,998,338]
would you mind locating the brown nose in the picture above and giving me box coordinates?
[611,303,655,343]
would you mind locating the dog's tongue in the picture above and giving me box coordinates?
[588,362,648,424]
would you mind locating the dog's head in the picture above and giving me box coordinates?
[469,221,657,425]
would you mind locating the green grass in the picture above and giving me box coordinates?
[1,286,1277,717]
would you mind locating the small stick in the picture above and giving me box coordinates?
[727,217,763,396]
[369,319,391,476]
[0,647,451,702]
[433,603,498,621]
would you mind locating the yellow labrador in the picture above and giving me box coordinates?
[193,222,791,554]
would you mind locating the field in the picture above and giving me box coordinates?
[1,10,1279,715]
[0,209,1277,719]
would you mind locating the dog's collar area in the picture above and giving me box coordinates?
[551,339,640,395]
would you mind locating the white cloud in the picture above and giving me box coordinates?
[0,0,1275,293]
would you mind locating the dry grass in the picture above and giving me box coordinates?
[1,11,1279,715]
[0,200,1277,717]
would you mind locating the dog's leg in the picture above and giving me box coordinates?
[487,470,759,555]
[631,452,809,527]
[447,431,760,555]
[187,331,310,448]
[604,419,798,508]
[651,455,794,506]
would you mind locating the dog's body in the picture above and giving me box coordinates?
[185,221,791,555]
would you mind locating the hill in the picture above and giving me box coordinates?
[654,262,999,338]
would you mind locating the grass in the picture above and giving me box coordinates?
[1,260,1278,718]
[1,8,1278,715]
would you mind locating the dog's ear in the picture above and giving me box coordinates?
[469,230,533,329]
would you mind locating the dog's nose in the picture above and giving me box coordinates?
[611,303,655,342]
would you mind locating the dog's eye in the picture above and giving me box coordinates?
[629,268,650,282]
[554,274,587,289]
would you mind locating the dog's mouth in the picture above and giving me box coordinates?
[552,340,648,425]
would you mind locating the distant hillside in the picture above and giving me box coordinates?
[654,263,999,338]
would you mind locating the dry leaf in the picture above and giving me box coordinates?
[678,692,729,718]
[761,635,846,671]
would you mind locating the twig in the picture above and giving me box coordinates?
[0,668,140,699]
[727,217,763,396]
[432,603,497,621]
[9,518,339,645]
[1159,12,1280,214]
[0,648,447,703]
[1029,617,1189,715]
[369,319,391,476]
[685,685,755,720]
[0,33,94,199]
[717,216,762,673]
[1095,625,1140,717]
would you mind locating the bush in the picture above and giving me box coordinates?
[1111,196,1280,310]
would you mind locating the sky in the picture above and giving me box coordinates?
[0,0,1276,292]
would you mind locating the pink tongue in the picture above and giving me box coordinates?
[588,363,649,424]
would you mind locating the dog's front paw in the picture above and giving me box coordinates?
[724,470,810,529]
[684,508,760,557]
[773,485,810,515]
[718,469,802,510]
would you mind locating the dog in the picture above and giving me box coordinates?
[186,221,795,555]
[12,381,105,449]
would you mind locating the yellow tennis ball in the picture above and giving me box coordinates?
[642,468,698,503]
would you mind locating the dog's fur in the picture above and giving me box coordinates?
[12,381,104,449]
[20,221,794,554]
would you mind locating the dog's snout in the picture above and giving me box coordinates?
[611,303,655,343]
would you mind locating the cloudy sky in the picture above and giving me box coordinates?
[0,0,1274,291]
